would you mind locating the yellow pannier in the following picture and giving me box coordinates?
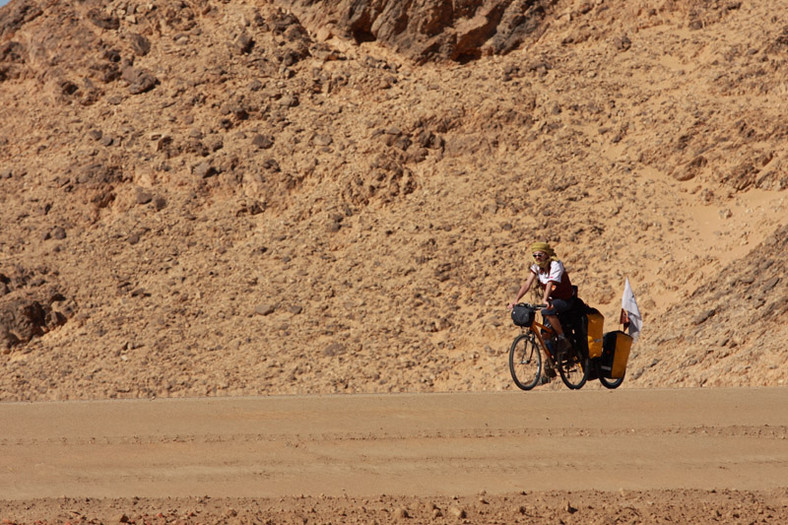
[602,330,633,379]
[586,309,605,359]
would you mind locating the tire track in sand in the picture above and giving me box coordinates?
[1,388,786,499]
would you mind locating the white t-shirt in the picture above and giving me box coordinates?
[530,260,573,300]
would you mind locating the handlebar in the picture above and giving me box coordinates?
[514,303,547,310]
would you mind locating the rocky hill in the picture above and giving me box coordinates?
[1,0,786,400]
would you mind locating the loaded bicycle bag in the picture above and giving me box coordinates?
[511,304,535,327]
[601,330,633,379]
[586,308,605,359]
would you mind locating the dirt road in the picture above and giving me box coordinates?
[2,388,787,523]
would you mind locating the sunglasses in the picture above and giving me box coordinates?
[532,253,545,258]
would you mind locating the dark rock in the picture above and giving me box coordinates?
[270,9,302,35]
[122,66,159,94]
[674,155,707,181]
[127,33,151,56]
[393,135,412,151]
[0,296,60,348]
[59,80,79,96]
[51,226,66,240]
[135,188,153,205]
[252,134,275,149]
[278,94,299,108]
[86,8,120,30]
[405,148,428,164]
[78,162,122,185]
[0,41,26,63]
[193,161,217,178]
[91,187,116,209]
[255,304,275,316]
[226,104,249,120]
[767,26,788,53]
[103,48,122,63]
[234,33,254,54]
[417,130,437,148]
[262,159,280,172]
[614,35,632,51]
[205,135,223,152]
[0,325,20,352]
[0,2,43,40]
[762,277,779,291]
[323,342,346,356]
[693,309,716,325]
[153,196,167,210]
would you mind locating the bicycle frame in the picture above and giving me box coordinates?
[526,319,556,364]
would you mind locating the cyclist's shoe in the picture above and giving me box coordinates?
[539,374,552,385]
[556,335,572,354]
[543,362,557,378]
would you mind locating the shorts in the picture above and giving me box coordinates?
[541,297,575,317]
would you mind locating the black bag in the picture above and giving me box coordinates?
[511,304,535,327]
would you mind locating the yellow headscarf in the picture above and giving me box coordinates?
[530,241,555,257]
[530,241,556,271]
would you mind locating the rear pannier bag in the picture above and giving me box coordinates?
[601,330,633,379]
[586,308,605,359]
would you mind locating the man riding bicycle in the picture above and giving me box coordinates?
[507,241,575,354]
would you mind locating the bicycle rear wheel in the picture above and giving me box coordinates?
[509,334,542,390]
[599,371,625,389]
[557,345,590,390]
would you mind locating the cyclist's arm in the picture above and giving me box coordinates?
[543,282,556,306]
[543,261,562,306]
[509,272,537,309]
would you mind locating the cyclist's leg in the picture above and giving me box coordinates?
[541,298,573,337]
[543,313,564,337]
[542,299,574,352]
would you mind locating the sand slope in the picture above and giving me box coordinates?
[1,0,787,400]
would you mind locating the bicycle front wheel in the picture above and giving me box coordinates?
[509,334,542,391]
[557,345,590,390]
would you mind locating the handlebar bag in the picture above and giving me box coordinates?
[511,304,535,327]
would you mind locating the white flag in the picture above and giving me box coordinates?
[621,277,642,342]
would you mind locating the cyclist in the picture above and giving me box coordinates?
[507,241,575,354]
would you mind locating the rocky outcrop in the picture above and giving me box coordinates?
[0,0,43,39]
[284,0,554,62]
[0,270,71,353]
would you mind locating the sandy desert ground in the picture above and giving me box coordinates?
[2,0,788,522]
[2,388,788,523]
